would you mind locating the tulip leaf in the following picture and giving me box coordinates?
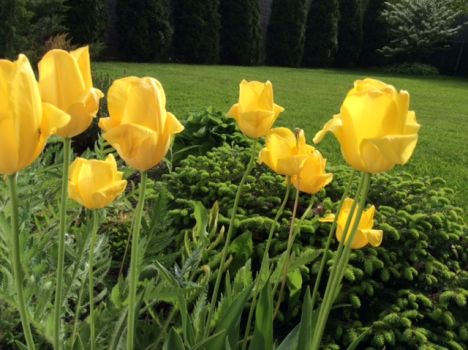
[163,328,185,350]
[249,282,273,350]
[191,330,226,350]
[297,288,319,350]
[276,324,300,350]
[346,327,372,350]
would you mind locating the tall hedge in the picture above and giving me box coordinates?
[0,0,30,58]
[335,0,363,67]
[117,0,173,62]
[172,0,220,64]
[303,0,340,67]
[360,0,388,66]
[65,0,107,49]
[219,0,262,65]
[266,0,308,67]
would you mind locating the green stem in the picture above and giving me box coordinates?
[272,184,301,318]
[88,211,99,350]
[70,271,86,349]
[54,137,71,350]
[204,139,258,337]
[310,171,356,311]
[127,171,148,350]
[241,179,291,350]
[311,173,371,350]
[7,175,36,350]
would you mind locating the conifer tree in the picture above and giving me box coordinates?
[266,0,308,67]
[219,0,262,65]
[66,0,107,48]
[336,0,363,67]
[360,0,388,66]
[303,0,340,67]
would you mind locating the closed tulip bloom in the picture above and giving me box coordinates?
[0,54,70,175]
[227,80,284,138]
[291,150,333,194]
[99,77,184,171]
[320,198,383,249]
[314,78,420,173]
[259,128,314,176]
[68,154,127,209]
[38,46,104,138]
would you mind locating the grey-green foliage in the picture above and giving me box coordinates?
[379,0,464,61]
[303,0,340,67]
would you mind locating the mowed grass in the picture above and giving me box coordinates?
[95,62,468,214]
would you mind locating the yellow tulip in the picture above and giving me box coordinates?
[314,78,420,173]
[320,198,383,249]
[38,46,104,138]
[291,150,333,194]
[227,80,284,138]
[0,54,70,175]
[68,154,127,209]
[99,77,184,171]
[259,128,315,176]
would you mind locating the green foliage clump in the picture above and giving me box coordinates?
[380,62,440,76]
[335,0,363,67]
[0,0,30,59]
[117,0,173,61]
[65,0,107,57]
[266,0,308,67]
[303,0,340,67]
[360,0,388,66]
[172,0,221,64]
[219,0,262,65]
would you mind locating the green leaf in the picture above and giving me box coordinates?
[346,327,372,350]
[297,288,318,350]
[276,324,300,350]
[163,328,185,350]
[249,282,273,350]
[191,330,226,350]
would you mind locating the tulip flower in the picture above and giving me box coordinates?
[291,149,333,194]
[38,46,104,138]
[68,154,127,209]
[227,80,284,139]
[99,77,184,171]
[259,127,315,176]
[320,198,383,249]
[314,78,420,173]
[0,54,70,175]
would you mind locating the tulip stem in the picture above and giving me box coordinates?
[311,172,371,350]
[241,178,291,350]
[127,171,148,350]
[272,183,301,319]
[310,170,356,311]
[7,175,36,350]
[88,210,99,350]
[204,139,258,338]
[54,137,71,350]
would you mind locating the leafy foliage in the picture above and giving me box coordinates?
[380,0,465,62]
[117,0,173,61]
[303,0,340,67]
[336,0,363,67]
[172,0,221,63]
[266,0,308,67]
[219,0,262,65]
[360,0,389,66]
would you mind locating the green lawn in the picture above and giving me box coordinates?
[95,62,468,214]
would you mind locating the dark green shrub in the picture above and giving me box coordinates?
[117,0,172,62]
[266,0,308,67]
[335,0,363,67]
[380,62,440,76]
[360,0,388,66]
[0,0,30,58]
[219,0,262,65]
[172,0,221,64]
[65,0,106,57]
[303,0,340,67]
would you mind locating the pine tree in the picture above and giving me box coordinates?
[335,0,363,67]
[0,0,30,58]
[65,0,107,48]
[360,0,388,66]
[303,0,340,67]
[219,0,262,65]
[172,0,221,64]
[117,0,173,62]
[266,0,308,67]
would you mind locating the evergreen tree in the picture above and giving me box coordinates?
[0,0,30,58]
[219,0,262,65]
[117,0,173,62]
[335,0,363,67]
[360,0,388,66]
[172,0,221,64]
[303,0,340,67]
[65,0,107,49]
[266,0,308,67]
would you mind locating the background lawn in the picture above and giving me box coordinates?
[95,62,468,214]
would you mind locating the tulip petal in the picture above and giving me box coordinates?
[104,77,141,130]
[313,114,343,144]
[166,112,185,134]
[70,46,92,89]
[91,180,127,209]
[404,111,421,134]
[319,213,335,223]
[236,110,276,138]
[360,205,376,230]
[363,229,383,247]
[0,116,18,175]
